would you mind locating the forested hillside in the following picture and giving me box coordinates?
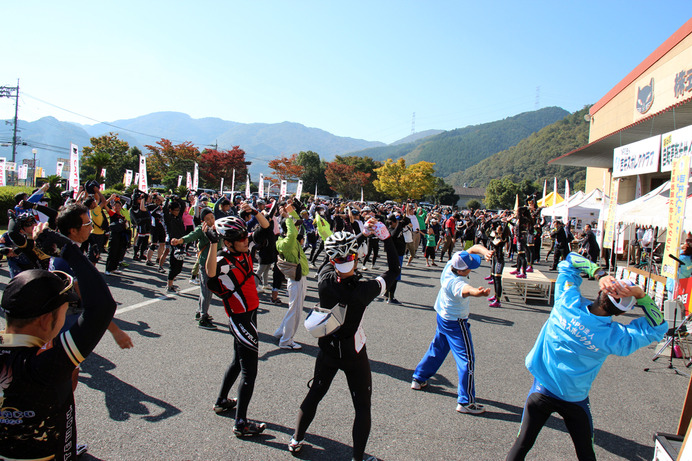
[446,106,591,187]
[347,106,569,177]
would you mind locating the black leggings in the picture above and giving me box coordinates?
[219,310,259,423]
[295,348,372,460]
[516,250,528,273]
[310,239,324,264]
[363,238,379,266]
[134,233,149,258]
[386,279,398,301]
[168,245,184,281]
[492,258,504,299]
[506,391,595,461]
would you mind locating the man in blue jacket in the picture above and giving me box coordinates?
[507,252,667,461]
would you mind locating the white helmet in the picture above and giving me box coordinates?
[324,231,358,260]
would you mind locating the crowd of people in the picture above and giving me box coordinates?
[0,182,671,460]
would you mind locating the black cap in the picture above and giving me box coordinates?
[1,270,79,319]
[200,207,214,220]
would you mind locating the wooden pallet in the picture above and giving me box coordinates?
[501,267,555,304]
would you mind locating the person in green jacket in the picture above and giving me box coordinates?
[171,208,217,330]
[274,201,310,350]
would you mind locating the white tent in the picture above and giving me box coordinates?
[612,180,692,233]
[540,190,585,222]
[562,188,607,222]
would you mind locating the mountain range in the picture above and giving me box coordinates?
[0,112,386,178]
[0,106,576,185]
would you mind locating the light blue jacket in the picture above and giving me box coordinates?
[526,253,667,402]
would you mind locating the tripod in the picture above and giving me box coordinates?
[645,300,692,377]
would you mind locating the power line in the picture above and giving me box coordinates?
[20,92,270,165]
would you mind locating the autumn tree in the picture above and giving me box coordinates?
[145,139,200,189]
[81,133,134,186]
[267,154,304,182]
[332,155,383,201]
[199,146,250,189]
[324,162,371,199]
[373,158,437,201]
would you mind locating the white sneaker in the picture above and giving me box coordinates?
[189,278,200,285]
[288,437,304,453]
[279,342,302,350]
[361,266,368,271]
[456,402,485,415]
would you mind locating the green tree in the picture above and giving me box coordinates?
[81,133,134,186]
[295,151,329,196]
[466,199,482,210]
[485,176,519,209]
[426,178,458,205]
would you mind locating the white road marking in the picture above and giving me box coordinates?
[115,287,198,315]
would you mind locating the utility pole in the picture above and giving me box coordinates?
[0,80,20,163]
[32,148,37,187]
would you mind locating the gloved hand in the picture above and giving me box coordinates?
[35,229,75,257]
[292,198,303,214]
[205,227,220,244]
[19,200,36,210]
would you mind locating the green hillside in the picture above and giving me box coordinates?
[446,106,591,187]
[347,106,569,177]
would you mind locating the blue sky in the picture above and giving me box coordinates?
[2,2,691,144]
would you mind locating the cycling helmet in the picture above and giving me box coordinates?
[214,216,247,241]
[324,231,358,260]
[15,212,37,228]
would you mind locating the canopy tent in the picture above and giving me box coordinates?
[613,181,671,228]
[540,191,586,222]
[537,191,563,207]
[559,188,607,222]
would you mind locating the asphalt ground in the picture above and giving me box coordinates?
[0,247,688,461]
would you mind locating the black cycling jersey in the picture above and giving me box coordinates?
[316,237,400,361]
[0,243,116,460]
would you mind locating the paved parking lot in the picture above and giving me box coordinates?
[1,253,687,460]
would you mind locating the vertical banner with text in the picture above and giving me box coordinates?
[258,173,264,198]
[0,158,6,187]
[186,172,192,190]
[661,156,691,278]
[138,155,148,193]
[192,163,199,192]
[69,144,80,196]
[56,161,64,177]
[100,169,107,191]
[296,180,303,198]
[280,180,287,198]
[220,178,224,194]
[245,176,251,198]
[124,170,133,188]
[603,178,620,249]
[177,175,183,188]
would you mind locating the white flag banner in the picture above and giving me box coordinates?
[258,173,264,198]
[56,161,65,177]
[124,169,133,187]
[296,179,303,198]
[542,179,547,202]
[360,186,364,202]
[138,155,148,193]
[186,172,192,190]
[315,183,318,197]
[280,180,288,198]
[564,180,570,201]
[220,177,224,194]
[100,168,107,191]
[18,164,28,180]
[177,175,183,187]
[193,162,199,191]
[133,172,139,186]
[635,175,642,199]
[69,143,80,196]
[245,176,251,198]
[231,169,236,194]
[0,158,6,187]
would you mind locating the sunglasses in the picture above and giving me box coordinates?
[332,253,357,264]
[39,270,75,311]
[226,234,249,243]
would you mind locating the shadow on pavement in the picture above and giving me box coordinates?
[111,318,161,338]
[79,353,181,422]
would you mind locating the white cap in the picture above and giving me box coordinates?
[607,280,637,311]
